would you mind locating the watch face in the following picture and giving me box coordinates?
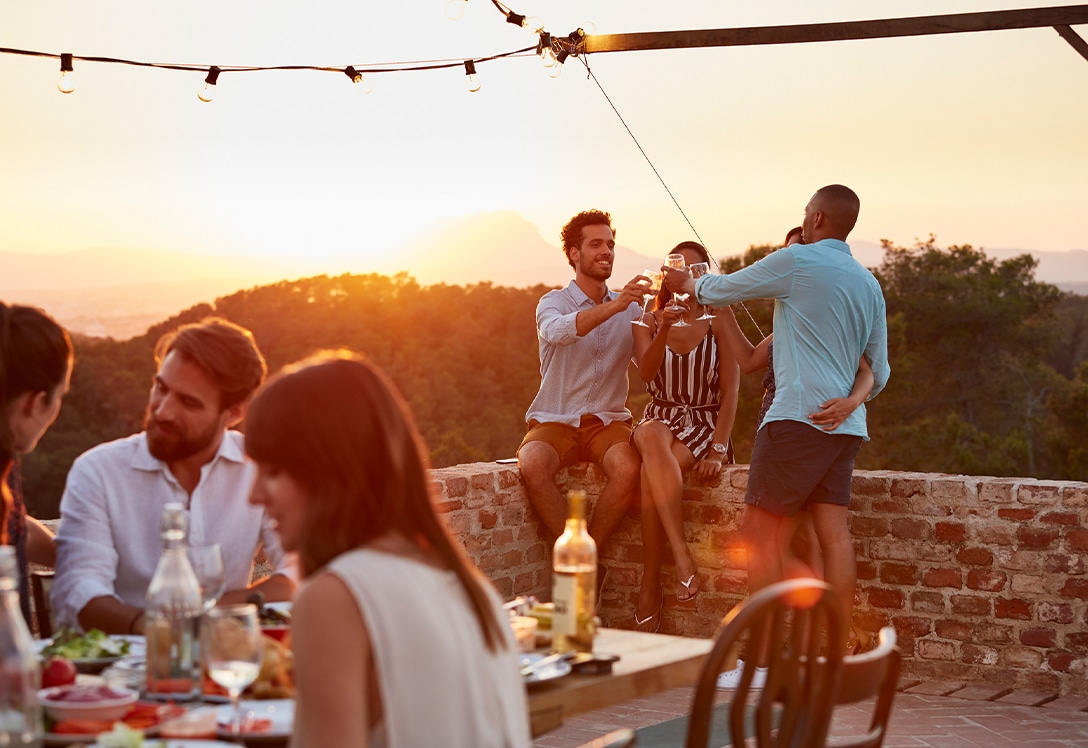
[712,443,727,454]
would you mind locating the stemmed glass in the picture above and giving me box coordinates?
[188,543,226,612]
[665,254,691,328]
[632,269,663,328]
[689,262,715,321]
[203,603,264,736]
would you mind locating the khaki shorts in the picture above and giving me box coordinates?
[519,415,633,468]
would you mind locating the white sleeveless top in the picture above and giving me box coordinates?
[306,548,531,748]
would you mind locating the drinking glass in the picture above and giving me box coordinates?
[188,544,226,612]
[632,269,663,328]
[688,262,715,320]
[203,604,264,736]
[664,254,691,328]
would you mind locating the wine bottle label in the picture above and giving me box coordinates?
[552,571,577,637]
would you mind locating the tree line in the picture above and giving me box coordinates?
[19,241,1088,520]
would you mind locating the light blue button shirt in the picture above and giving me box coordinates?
[696,239,890,439]
[526,280,642,426]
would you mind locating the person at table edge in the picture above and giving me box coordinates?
[51,317,296,634]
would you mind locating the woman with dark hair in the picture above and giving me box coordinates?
[246,350,529,747]
[630,242,740,631]
[1,302,73,626]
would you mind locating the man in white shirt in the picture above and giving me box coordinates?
[52,317,295,634]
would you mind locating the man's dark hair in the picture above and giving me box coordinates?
[560,210,614,269]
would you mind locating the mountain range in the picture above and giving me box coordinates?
[2,210,1085,339]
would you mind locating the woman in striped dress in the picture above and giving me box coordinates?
[630,242,740,631]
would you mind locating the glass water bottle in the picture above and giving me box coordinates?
[144,503,204,701]
[551,490,597,654]
[0,545,42,747]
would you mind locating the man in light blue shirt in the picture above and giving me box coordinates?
[519,210,648,555]
[663,185,890,650]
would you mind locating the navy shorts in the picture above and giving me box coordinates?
[745,420,863,517]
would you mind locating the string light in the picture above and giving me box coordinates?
[548,49,569,78]
[538,33,557,68]
[343,66,374,94]
[57,53,75,94]
[464,59,481,92]
[197,66,220,102]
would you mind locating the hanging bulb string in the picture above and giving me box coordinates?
[0,46,537,76]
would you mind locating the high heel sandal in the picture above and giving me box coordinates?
[634,594,663,633]
[845,626,870,655]
[677,572,700,602]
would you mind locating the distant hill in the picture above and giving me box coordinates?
[2,215,1084,339]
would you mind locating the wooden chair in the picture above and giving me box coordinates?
[30,569,56,639]
[825,627,901,748]
[686,578,847,748]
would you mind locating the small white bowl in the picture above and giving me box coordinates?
[38,683,138,723]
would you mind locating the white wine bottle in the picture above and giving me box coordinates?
[551,490,596,654]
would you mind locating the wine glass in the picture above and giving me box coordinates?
[188,543,226,612]
[689,262,715,320]
[632,269,663,328]
[664,254,691,328]
[203,604,264,736]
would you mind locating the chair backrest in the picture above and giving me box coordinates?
[30,569,56,639]
[826,627,901,748]
[686,578,847,748]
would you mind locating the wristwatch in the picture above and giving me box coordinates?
[710,442,728,456]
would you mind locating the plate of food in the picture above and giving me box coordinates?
[39,629,145,674]
[215,699,294,743]
[519,652,573,686]
[41,695,164,746]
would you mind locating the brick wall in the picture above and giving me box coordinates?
[431,462,1088,696]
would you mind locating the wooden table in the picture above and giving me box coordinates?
[526,627,713,737]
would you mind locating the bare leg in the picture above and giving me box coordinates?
[739,504,786,595]
[780,512,823,579]
[809,502,856,648]
[632,421,698,598]
[517,441,567,539]
[635,470,664,625]
[586,440,640,551]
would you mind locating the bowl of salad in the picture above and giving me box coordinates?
[39,627,143,674]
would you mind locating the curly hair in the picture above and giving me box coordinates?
[560,210,614,269]
[153,317,266,410]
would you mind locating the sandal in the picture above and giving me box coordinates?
[634,594,663,633]
[677,572,700,602]
[845,626,870,655]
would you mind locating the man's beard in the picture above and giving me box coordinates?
[144,409,220,462]
[579,254,613,282]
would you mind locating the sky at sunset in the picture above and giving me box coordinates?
[2,1,1087,288]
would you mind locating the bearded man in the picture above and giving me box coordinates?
[53,318,296,634]
[517,210,647,559]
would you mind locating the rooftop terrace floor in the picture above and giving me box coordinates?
[531,681,1088,747]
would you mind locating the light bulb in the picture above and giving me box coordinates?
[344,66,374,94]
[197,66,220,103]
[548,50,569,78]
[464,60,481,93]
[445,0,468,20]
[57,53,75,94]
[523,16,545,33]
[538,33,557,68]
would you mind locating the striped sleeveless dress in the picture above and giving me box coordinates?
[637,328,735,462]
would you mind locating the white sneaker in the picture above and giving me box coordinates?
[716,661,768,690]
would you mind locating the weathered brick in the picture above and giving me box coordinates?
[1020,628,1058,647]
[1060,578,1088,600]
[962,643,999,665]
[998,508,1036,521]
[935,620,974,641]
[1010,574,1049,595]
[1041,511,1080,526]
[966,569,1007,592]
[1062,484,1088,508]
[890,518,930,540]
[1047,651,1077,672]
[1003,550,1047,571]
[892,616,934,638]
[995,597,1032,620]
[918,638,957,661]
[923,568,963,588]
[879,562,919,585]
[1046,553,1085,574]
[890,477,927,500]
[1068,529,1088,552]
[868,539,918,561]
[1038,601,1075,624]
[871,498,911,514]
[1018,482,1062,505]
[1066,633,1088,652]
[979,479,1016,504]
[934,522,966,542]
[957,546,994,566]
[975,523,1016,546]
[932,478,973,503]
[950,594,991,616]
[478,509,499,530]
[867,588,904,609]
[1019,527,1061,549]
[443,475,470,497]
[975,623,1013,644]
[850,516,890,537]
[910,591,946,614]
[1004,646,1046,668]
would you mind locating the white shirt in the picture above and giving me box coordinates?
[52,431,296,629]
